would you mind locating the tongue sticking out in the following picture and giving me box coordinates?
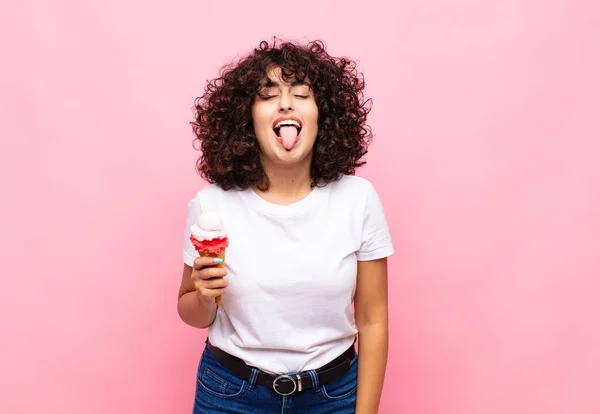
[278,126,299,150]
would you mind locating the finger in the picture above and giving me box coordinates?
[193,256,224,270]
[198,287,227,298]
[202,277,229,290]
[194,279,228,294]
[193,267,227,281]
[193,277,228,291]
[193,273,228,288]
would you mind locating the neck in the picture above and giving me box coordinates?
[255,156,313,205]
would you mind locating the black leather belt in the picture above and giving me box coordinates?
[205,340,356,396]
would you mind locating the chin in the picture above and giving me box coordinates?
[271,143,312,163]
[257,130,316,164]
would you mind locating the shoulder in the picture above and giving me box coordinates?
[188,183,233,203]
[187,183,244,213]
[326,174,378,199]
[327,175,390,223]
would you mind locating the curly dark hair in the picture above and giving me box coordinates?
[191,38,373,191]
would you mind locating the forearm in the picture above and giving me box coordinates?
[356,321,388,414]
[177,291,217,329]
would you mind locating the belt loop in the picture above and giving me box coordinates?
[308,370,320,393]
[247,368,259,391]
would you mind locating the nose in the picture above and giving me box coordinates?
[279,90,293,112]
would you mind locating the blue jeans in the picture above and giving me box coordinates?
[193,345,358,413]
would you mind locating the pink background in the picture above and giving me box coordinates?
[3,0,599,413]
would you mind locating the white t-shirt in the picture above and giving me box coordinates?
[182,174,394,374]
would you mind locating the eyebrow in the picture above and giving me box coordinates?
[258,79,311,88]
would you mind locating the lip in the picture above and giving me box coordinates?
[272,116,303,129]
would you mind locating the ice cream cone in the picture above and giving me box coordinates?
[190,211,229,309]
[198,249,226,308]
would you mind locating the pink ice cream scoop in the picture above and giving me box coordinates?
[190,212,229,308]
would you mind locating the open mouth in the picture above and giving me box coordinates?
[273,119,302,138]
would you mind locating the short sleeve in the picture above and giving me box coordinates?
[357,182,395,261]
[182,195,201,266]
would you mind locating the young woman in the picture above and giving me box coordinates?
[177,39,394,414]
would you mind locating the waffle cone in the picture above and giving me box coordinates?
[198,249,226,308]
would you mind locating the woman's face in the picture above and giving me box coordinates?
[251,66,319,166]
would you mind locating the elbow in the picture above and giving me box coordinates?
[355,310,388,333]
[176,299,191,326]
[356,319,388,334]
[177,294,214,329]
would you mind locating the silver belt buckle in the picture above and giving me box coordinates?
[272,374,297,396]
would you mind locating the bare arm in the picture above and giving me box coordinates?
[354,257,389,414]
[177,257,228,329]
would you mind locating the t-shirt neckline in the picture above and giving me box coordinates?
[239,183,329,216]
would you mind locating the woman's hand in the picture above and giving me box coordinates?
[191,257,228,305]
